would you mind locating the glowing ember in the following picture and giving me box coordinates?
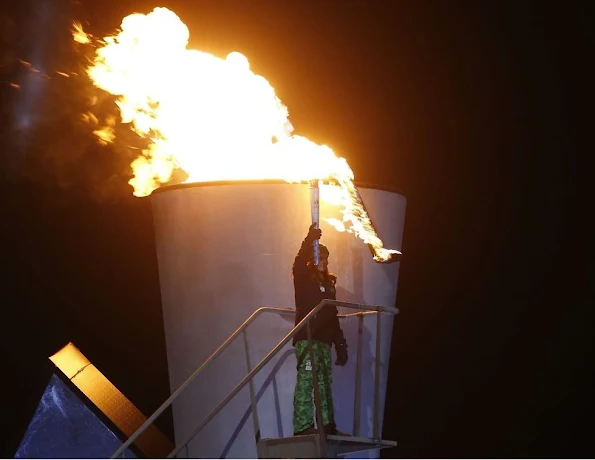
[75,7,400,261]
[19,60,41,73]
[73,23,91,44]
[93,115,117,145]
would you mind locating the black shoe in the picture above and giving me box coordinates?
[324,424,352,436]
[323,423,337,435]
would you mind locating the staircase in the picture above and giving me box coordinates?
[111,300,399,459]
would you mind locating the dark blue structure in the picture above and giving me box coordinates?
[15,373,137,458]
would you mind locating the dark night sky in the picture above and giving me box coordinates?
[1,0,590,458]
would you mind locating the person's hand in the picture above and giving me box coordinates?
[335,341,348,366]
[306,223,322,241]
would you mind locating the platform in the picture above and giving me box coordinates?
[257,433,398,458]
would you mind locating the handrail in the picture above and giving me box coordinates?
[165,300,397,459]
[112,306,290,458]
[111,301,397,458]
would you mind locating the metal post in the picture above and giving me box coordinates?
[243,330,261,442]
[352,313,364,437]
[373,308,381,440]
[306,322,326,458]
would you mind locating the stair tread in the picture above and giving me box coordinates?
[257,435,397,458]
[261,434,397,447]
[330,435,397,446]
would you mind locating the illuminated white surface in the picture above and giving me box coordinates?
[151,182,406,458]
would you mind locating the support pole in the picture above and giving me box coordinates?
[243,330,261,443]
[352,313,364,437]
[373,308,382,440]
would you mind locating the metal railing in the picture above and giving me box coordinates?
[112,300,398,459]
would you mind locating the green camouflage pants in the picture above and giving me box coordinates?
[293,340,335,433]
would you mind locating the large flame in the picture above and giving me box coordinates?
[77,7,400,261]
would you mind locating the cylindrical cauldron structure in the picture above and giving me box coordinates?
[151,181,406,458]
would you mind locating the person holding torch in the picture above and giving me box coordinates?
[291,181,349,437]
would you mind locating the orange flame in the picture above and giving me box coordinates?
[72,22,91,44]
[77,7,400,261]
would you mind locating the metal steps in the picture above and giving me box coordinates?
[111,302,400,459]
[257,434,398,458]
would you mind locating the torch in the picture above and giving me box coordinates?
[310,180,320,265]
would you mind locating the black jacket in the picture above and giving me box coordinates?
[292,236,346,347]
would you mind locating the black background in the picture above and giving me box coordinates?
[1,1,590,458]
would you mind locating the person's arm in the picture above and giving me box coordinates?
[331,273,347,366]
[333,319,348,366]
[292,223,321,277]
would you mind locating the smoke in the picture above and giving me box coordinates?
[0,1,153,203]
